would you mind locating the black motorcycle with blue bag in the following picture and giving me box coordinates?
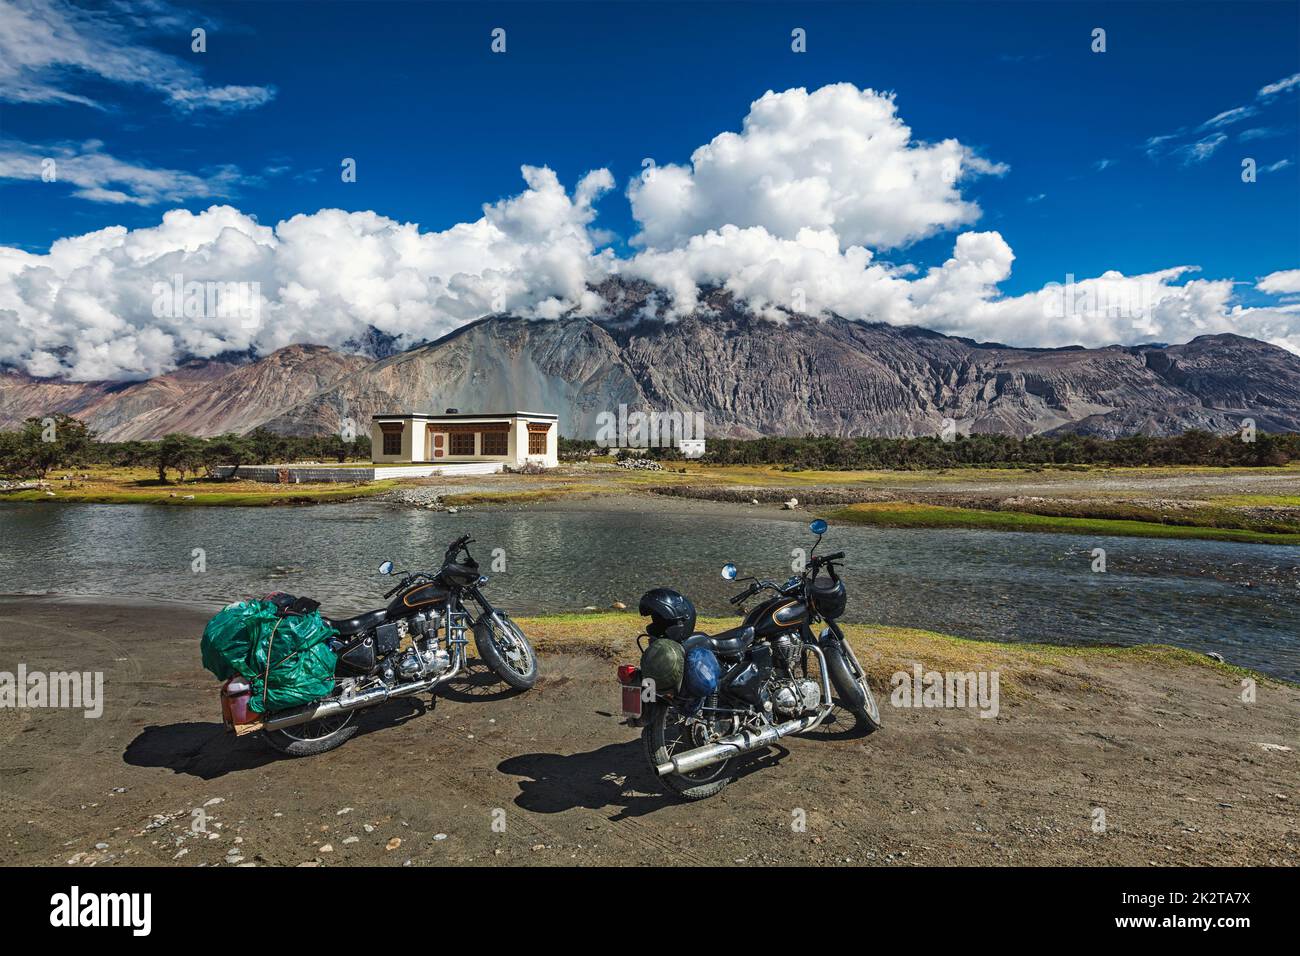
[617,519,881,800]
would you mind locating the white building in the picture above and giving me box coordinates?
[371,410,559,470]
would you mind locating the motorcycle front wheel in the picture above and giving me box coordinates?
[642,702,734,800]
[472,612,539,690]
[821,622,882,734]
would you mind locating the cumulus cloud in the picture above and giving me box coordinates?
[621,225,1300,354]
[0,0,275,111]
[2,83,1297,380]
[0,167,615,379]
[1259,269,1300,294]
[627,84,1007,251]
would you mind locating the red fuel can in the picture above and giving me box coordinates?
[220,678,256,728]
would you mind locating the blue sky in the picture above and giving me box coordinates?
[1,0,1298,379]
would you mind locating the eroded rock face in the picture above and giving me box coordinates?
[0,346,367,440]
[3,288,1297,439]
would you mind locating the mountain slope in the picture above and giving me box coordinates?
[0,346,366,441]
[3,289,1298,440]
[265,303,1300,440]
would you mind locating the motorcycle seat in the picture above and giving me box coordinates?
[687,625,755,657]
[325,608,387,636]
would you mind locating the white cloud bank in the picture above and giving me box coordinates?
[628,84,1008,251]
[1,84,1296,380]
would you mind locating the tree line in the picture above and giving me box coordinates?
[561,430,1298,469]
[3,418,1292,482]
[0,415,371,482]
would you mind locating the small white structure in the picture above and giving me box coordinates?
[678,438,706,459]
[371,410,558,470]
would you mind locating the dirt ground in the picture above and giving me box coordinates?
[0,597,1295,867]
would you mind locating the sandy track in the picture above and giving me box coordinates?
[0,597,1295,867]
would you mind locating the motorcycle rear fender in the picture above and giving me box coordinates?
[626,698,659,728]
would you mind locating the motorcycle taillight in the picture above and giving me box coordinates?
[617,664,639,685]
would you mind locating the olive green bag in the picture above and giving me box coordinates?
[640,636,685,696]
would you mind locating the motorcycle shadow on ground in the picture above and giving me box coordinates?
[435,658,526,704]
[498,705,872,820]
[123,658,522,780]
[498,741,789,821]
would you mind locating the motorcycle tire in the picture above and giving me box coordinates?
[642,702,734,800]
[261,711,359,757]
[473,613,539,690]
[821,623,882,734]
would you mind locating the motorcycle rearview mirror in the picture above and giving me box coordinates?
[378,560,394,576]
[721,563,738,581]
[809,518,828,536]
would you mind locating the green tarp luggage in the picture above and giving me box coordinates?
[200,599,339,714]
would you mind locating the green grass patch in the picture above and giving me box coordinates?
[510,612,1283,693]
[827,501,1300,545]
[670,461,1300,487]
[3,479,398,507]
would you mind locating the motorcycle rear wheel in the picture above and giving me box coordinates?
[642,703,734,800]
[262,711,358,757]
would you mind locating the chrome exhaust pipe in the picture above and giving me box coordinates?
[654,645,835,777]
[260,657,461,732]
[656,710,827,776]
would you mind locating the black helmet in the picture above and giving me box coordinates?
[810,574,847,620]
[638,588,697,642]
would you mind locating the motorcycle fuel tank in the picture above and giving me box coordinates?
[387,582,449,618]
[744,597,808,638]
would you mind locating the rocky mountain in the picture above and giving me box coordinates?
[3,286,1298,440]
[0,345,367,441]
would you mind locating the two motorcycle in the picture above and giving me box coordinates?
[226,521,879,804]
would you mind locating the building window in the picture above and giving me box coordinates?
[528,431,547,455]
[381,428,403,456]
[450,432,475,455]
[481,431,507,456]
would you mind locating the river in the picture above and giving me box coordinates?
[1,500,1296,680]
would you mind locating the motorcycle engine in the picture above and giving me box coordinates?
[770,677,822,717]
[771,633,801,665]
[382,611,449,682]
[395,637,451,680]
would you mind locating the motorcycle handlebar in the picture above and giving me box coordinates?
[444,535,475,560]
[729,582,759,605]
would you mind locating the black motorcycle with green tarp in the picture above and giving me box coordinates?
[201,534,538,756]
